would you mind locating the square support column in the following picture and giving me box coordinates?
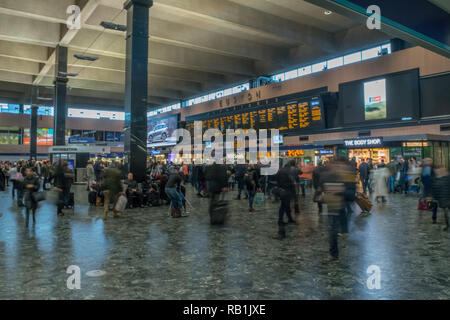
[54,45,68,146]
[123,0,152,182]
[29,87,38,161]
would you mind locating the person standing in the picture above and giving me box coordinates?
[313,161,325,214]
[53,162,73,216]
[165,167,184,218]
[358,159,369,194]
[94,158,103,182]
[398,158,409,194]
[86,161,95,191]
[431,165,450,231]
[373,165,390,203]
[244,164,259,212]
[273,162,297,240]
[8,164,18,199]
[234,164,248,200]
[23,167,40,227]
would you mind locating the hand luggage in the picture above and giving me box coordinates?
[96,196,102,206]
[356,192,372,213]
[114,194,128,213]
[88,191,97,205]
[32,191,46,202]
[254,191,265,207]
[418,197,430,210]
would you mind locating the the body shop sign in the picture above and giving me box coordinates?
[344,137,383,148]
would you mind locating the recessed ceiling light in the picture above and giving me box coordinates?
[324,10,332,15]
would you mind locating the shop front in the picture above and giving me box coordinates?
[315,134,450,167]
[280,145,324,166]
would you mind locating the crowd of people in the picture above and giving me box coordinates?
[0,154,449,261]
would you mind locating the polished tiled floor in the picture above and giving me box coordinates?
[0,183,449,300]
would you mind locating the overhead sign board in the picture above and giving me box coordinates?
[48,145,111,154]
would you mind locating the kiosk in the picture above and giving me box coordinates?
[48,145,111,183]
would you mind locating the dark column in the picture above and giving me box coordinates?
[30,106,38,161]
[29,87,38,160]
[54,45,68,146]
[123,0,152,182]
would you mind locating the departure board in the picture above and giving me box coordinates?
[220,116,226,130]
[287,103,299,129]
[241,111,250,129]
[298,102,310,128]
[213,118,220,129]
[207,119,214,130]
[234,113,242,128]
[258,109,268,130]
[266,107,277,129]
[185,95,325,136]
[277,105,289,131]
[249,110,258,129]
[226,115,234,129]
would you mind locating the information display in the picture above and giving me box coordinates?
[185,96,325,134]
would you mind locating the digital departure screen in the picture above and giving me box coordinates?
[185,96,325,135]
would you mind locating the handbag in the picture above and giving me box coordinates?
[254,191,265,207]
[418,198,430,211]
[32,191,46,202]
[114,194,128,212]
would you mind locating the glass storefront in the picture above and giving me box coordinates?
[0,127,20,145]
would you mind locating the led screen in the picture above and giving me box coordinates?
[23,128,54,146]
[147,115,178,148]
[364,79,387,120]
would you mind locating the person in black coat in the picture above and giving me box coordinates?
[244,164,259,212]
[23,167,40,227]
[358,159,370,194]
[431,165,450,231]
[273,162,297,240]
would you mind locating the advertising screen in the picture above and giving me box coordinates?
[23,128,54,146]
[147,115,178,148]
[364,79,387,120]
[339,69,420,125]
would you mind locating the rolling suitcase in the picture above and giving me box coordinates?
[356,192,372,213]
[88,191,97,205]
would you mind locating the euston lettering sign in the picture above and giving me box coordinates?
[344,138,383,148]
